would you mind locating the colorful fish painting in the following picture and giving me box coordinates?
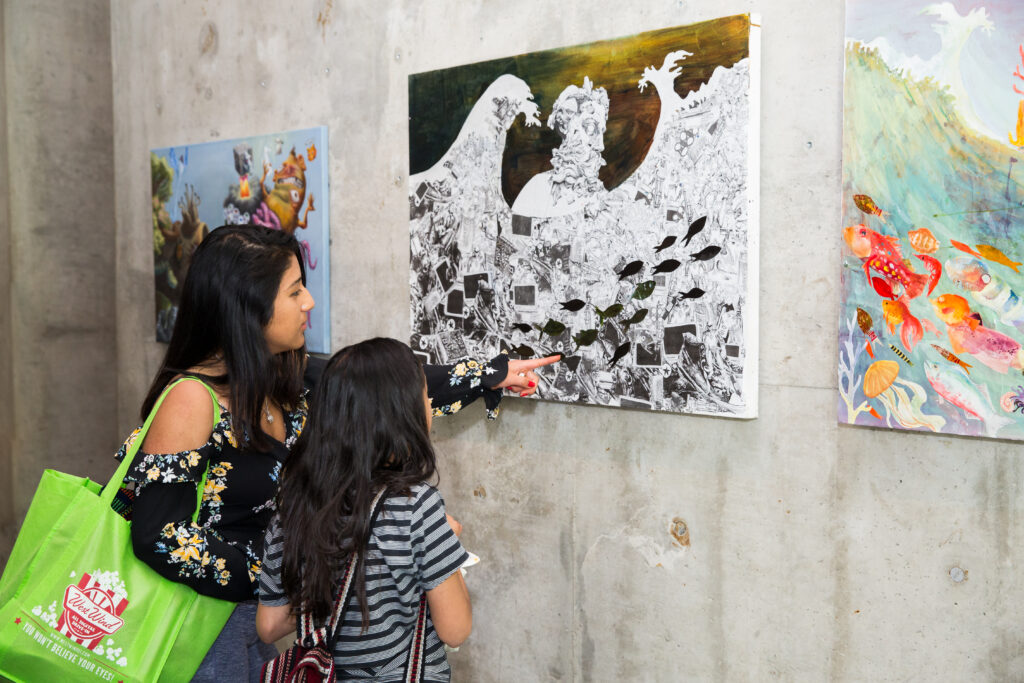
[844,224,930,299]
[839,1,1024,440]
[853,193,888,221]
[908,227,940,254]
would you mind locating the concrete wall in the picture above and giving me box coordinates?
[1,0,117,556]
[0,0,13,548]
[0,0,1005,679]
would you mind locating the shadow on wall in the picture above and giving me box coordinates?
[0,521,16,574]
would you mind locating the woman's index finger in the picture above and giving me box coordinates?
[526,354,562,369]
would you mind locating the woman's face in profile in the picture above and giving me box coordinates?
[264,255,315,354]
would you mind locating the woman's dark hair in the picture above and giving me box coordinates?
[277,337,437,625]
[142,224,306,451]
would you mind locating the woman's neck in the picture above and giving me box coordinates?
[189,352,227,377]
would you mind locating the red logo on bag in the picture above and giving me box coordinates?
[56,573,128,650]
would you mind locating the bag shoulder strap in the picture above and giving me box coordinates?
[297,488,427,682]
[172,377,223,524]
[298,488,388,648]
[103,376,222,525]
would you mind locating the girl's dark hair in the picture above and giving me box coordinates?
[142,224,306,451]
[278,337,437,625]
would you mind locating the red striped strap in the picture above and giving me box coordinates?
[303,489,388,647]
[405,593,428,683]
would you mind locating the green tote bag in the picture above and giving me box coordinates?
[0,378,236,682]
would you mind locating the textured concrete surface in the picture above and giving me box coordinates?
[2,0,117,534]
[0,0,1020,679]
[1,0,14,546]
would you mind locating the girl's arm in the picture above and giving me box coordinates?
[412,488,473,646]
[426,570,472,647]
[257,516,295,643]
[256,603,296,644]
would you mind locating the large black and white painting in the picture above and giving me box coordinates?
[409,16,760,417]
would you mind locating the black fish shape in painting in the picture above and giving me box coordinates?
[632,280,656,300]
[623,308,649,332]
[690,246,721,262]
[617,260,644,280]
[654,236,677,253]
[511,344,535,358]
[609,342,631,367]
[540,319,566,336]
[652,259,681,274]
[511,323,533,334]
[559,299,587,312]
[595,303,624,324]
[677,287,705,300]
[682,216,707,247]
[572,329,598,350]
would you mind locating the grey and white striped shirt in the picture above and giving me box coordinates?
[259,484,467,682]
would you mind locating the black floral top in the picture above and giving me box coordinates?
[115,353,508,602]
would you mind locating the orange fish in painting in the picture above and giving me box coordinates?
[931,293,973,325]
[907,227,939,254]
[931,294,1024,374]
[853,193,888,221]
[950,240,982,258]
[882,299,923,352]
[975,244,1022,273]
[931,343,972,375]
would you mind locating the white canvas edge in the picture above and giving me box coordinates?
[741,14,761,419]
[310,125,332,354]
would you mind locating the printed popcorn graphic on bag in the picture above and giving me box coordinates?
[30,600,59,628]
[54,570,129,651]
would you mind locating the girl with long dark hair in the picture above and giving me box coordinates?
[114,225,556,681]
[257,338,471,682]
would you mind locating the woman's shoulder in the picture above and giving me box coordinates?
[139,378,223,455]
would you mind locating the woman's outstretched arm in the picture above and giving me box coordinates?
[425,353,561,419]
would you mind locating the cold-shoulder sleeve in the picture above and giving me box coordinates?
[122,441,263,602]
[425,353,509,420]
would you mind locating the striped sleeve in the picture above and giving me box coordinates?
[410,486,468,591]
[259,513,289,606]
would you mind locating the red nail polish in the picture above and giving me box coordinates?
[528,381,536,387]
[520,392,528,397]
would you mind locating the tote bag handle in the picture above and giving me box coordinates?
[101,376,222,522]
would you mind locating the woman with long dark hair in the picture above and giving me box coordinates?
[114,225,556,681]
[257,338,471,681]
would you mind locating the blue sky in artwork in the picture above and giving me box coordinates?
[846,1,1024,142]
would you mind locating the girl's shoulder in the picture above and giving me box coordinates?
[380,483,446,524]
[387,482,439,504]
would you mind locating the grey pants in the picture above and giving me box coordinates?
[191,601,280,682]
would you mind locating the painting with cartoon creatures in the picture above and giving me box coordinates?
[839,1,1024,439]
[408,16,760,417]
[151,127,330,352]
